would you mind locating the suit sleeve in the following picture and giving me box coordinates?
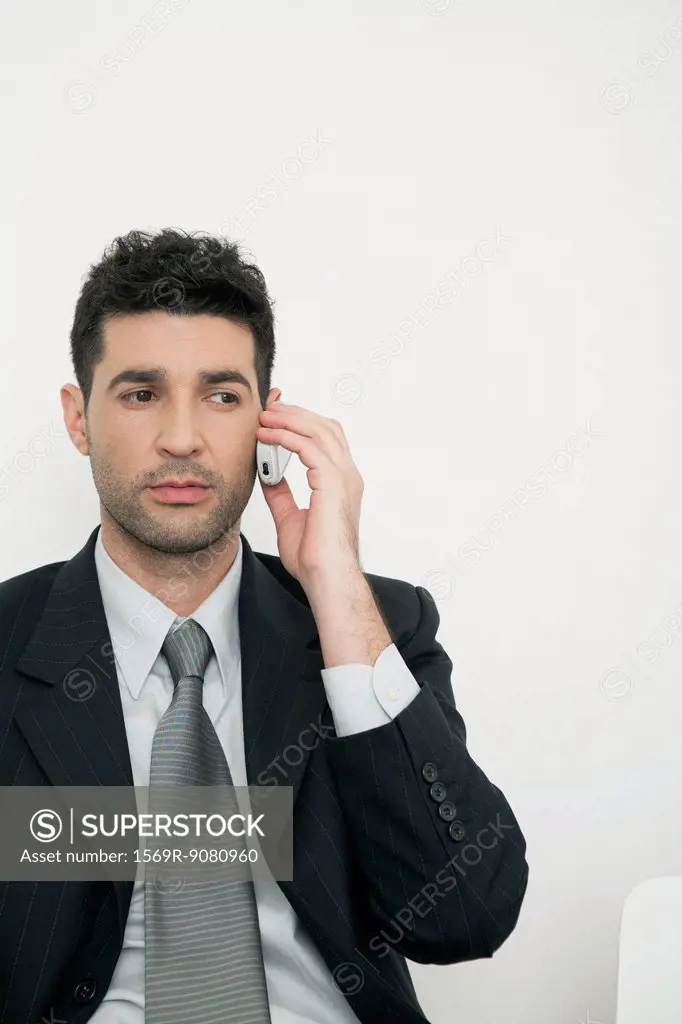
[322,584,529,965]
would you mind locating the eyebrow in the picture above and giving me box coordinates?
[106,367,254,396]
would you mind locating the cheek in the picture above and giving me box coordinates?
[115,411,148,435]
[214,420,256,454]
[105,412,155,446]
[93,424,147,472]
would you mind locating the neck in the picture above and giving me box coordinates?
[98,510,241,617]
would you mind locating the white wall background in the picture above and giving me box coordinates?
[1,0,681,1021]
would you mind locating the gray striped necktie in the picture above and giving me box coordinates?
[144,617,272,1024]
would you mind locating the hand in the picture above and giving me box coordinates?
[256,401,364,588]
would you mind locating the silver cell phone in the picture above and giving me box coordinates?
[256,440,292,485]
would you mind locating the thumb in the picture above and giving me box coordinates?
[259,474,300,527]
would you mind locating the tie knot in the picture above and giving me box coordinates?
[161,618,213,688]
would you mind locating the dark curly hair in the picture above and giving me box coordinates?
[70,227,276,411]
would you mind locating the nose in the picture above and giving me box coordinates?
[155,395,203,457]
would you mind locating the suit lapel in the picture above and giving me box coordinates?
[14,528,134,788]
[238,534,333,802]
[14,527,138,936]
[12,524,332,937]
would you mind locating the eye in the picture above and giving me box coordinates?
[208,392,240,405]
[120,390,241,405]
[121,389,155,404]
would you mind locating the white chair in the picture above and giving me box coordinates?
[616,876,682,1024]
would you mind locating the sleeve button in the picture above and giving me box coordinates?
[429,781,447,803]
[73,977,97,1003]
[448,820,466,842]
[421,762,438,783]
[438,801,457,822]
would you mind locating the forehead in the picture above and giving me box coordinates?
[101,312,255,364]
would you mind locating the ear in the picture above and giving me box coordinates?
[266,387,283,405]
[60,384,89,455]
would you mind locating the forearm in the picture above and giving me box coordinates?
[305,567,393,669]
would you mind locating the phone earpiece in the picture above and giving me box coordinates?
[256,441,292,485]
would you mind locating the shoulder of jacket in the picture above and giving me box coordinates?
[0,559,64,612]
[253,548,419,612]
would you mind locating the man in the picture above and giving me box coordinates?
[0,228,528,1024]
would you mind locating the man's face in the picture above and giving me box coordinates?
[81,311,264,555]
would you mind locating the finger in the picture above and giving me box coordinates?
[260,407,347,457]
[265,404,344,435]
[256,426,337,470]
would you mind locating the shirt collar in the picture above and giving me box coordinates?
[93,527,243,701]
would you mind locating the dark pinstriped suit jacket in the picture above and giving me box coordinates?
[0,526,528,1024]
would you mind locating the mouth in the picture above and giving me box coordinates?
[148,483,212,505]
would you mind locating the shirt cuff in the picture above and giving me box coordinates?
[320,642,421,737]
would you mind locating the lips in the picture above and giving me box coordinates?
[149,483,211,505]
[154,479,206,488]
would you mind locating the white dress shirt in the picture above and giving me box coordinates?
[90,528,420,1022]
